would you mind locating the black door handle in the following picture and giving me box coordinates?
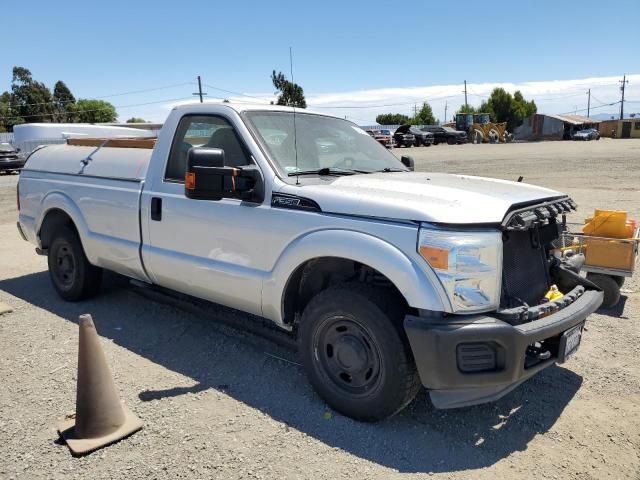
[151,197,162,221]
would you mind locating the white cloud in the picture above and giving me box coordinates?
[149,74,639,125]
[304,74,640,125]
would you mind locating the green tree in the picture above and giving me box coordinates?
[411,102,436,125]
[512,90,537,123]
[53,80,76,122]
[0,91,18,132]
[74,99,117,123]
[480,88,537,131]
[271,70,306,108]
[458,104,476,114]
[10,66,54,124]
[126,117,146,123]
[375,113,411,125]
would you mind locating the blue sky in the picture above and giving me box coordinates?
[3,0,639,123]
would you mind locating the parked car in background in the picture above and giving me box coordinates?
[372,129,393,148]
[0,143,25,174]
[393,128,416,148]
[395,125,434,146]
[572,128,600,141]
[421,126,467,145]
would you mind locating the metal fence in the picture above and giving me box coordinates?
[0,132,14,144]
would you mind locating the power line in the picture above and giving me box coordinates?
[0,96,198,121]
[201,83,272,103]
[559,100,620,115]
[3,81,195,109]
[309,93,463,109]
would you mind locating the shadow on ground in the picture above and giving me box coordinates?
[0,271,583,473]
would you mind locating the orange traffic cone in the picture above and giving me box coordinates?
[57,314,143,455]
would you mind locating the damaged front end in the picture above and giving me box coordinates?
[498,197,597,324]
[404,196,604,409]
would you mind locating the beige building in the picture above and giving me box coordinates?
[598,118,640,138]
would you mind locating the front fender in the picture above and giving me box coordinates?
[262,229,451,325]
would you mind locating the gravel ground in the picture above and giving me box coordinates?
[0,139,638,479]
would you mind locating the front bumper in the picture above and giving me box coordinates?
[404,289,603,409]
[0,159,25,170]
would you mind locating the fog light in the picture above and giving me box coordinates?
[457,343,497,373]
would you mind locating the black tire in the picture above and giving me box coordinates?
[611,275,625,287]
[299,282,421,421]
[447,137,455,145]
[433,140,439,145]
[47,226,103,301]
[586,273,621,308]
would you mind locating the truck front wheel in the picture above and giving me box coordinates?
[47,227,103,301]
[299,283,421,421]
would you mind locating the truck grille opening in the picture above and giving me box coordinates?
[501,228,551,308]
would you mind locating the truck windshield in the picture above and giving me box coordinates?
[244,111,407,176]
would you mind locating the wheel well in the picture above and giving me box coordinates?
[281,257,410,326]
[39,209,77,249]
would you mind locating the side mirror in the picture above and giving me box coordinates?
[185,147,264,202]
[400,155,415,171]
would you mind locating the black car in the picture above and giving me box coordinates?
[392,129,416,148]
[394,124,434,146]
[0,143,25,173]
[420,126,467,145]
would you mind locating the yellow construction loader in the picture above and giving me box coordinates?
[454,113,513,143]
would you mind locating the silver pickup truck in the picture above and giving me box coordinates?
[17,103,603,421]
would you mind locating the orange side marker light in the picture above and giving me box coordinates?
[419,246,449,270]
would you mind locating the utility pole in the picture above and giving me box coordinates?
[193,75,207,103]
[587,89,591,118]
[619,74,628,120]
[463,80,468,108]
[413,103,418,121]
[444,101,448,124]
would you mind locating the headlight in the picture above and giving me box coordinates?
[418,226,502,313]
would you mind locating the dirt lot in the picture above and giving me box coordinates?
[0,139,638,479]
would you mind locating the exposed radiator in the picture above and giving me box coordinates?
[501,228,552,308]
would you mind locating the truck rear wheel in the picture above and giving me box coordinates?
[299,283,420,421]
[586,273,620,308]
[47,227,102,301]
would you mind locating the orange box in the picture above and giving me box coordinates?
[584,238,635,270]
[583,210,632,239]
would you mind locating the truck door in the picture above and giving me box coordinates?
[141,114,267,317]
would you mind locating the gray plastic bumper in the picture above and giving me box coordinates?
[404,289,603,409]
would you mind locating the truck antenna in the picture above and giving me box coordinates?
[290,47,300,185]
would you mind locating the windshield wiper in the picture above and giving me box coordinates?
[287,167,359,176]
[370,167,408,173]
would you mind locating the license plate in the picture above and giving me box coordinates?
[559,323,584,363]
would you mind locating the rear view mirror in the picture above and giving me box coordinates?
[185,147,264,202]
[401,155,415,171]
